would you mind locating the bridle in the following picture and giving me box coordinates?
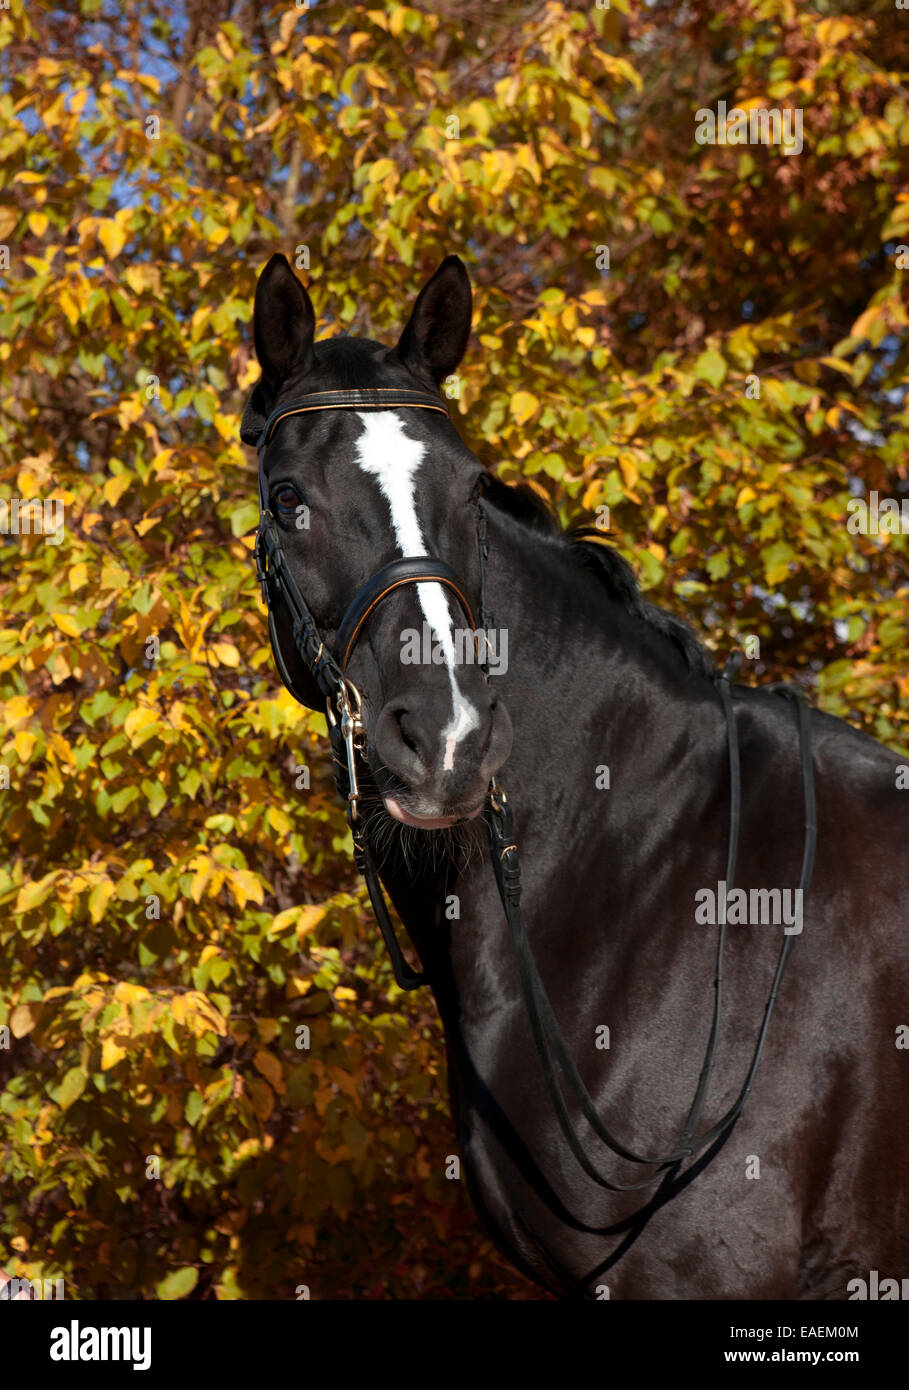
[254,386,489,988]
[251,384,818,1193]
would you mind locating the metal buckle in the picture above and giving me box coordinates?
[489,776,507,813]
[327,678,366,823]
[254,514,275,606]
[254,532,268,604]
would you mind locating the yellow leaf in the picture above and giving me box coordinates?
[267,805,292,834]
[185,993,227,1037]
[334,987,357,1002]
[113,982,149,1005]
[819,356,854,379]
[14,730,36,762]
[124,707,158,741]
[16,876,55,912]
[348,31,372,58]
[58,287,81,328]
[510,390,540,425]
[816,17,851,47]
[278,7,299,45]
[89,879,115,925]
[101,1038,127,1070]
[5,694,33,722]
[124,264,161,295]
[190,865,211,904]
[368,157,397,184]
[116,396,143,429]
[27,211,49,238]
[230,870,264,908]
[42,93,67,129]
[296,904,326,942]
[103,474,131,506]
[10,1003,40,1038]
[211,641,240,668]
[68,562,89,592]
[238,358,259,391]
[52,612,82,638]
[619,454,640,490]
[269,908,298,935]
[286,975,312,998]
[581,481,603,511]
[0,207,18,239]
[850,305,881,340]
[98,207,132,260]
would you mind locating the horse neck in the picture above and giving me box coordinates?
[482,503,723,798]
[377,501,727,995]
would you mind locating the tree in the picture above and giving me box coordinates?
[0,0,906,1299]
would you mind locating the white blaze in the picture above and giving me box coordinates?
[354,411,479,771]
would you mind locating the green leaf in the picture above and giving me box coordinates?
[229,502,259,538]
[57,1067,87,1111]
[156,1267,199,1300]
[695,349,727,388]
[185,1091,204,1126]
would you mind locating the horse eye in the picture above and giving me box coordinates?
[273,486,300,511]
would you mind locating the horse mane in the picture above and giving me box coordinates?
[481,473,715,678]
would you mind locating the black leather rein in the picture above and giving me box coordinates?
[250,386,818,1191]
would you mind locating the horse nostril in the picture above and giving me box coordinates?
[396,710,421,758]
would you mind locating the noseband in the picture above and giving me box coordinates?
[250,383,817,1199]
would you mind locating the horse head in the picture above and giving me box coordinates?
[242,253,512,830]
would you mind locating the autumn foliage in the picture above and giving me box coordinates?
[0,0,907,1299]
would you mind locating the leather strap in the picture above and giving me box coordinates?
[327,719,427,990]
[337,557,477,669]
[258,388,449,449]
[485,660,817,1190]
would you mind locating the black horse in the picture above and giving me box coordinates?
[241,252,909,1299]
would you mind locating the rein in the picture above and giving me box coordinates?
[252,387,818,1189]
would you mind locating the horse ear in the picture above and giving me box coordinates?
[252,253,315,385]
[394,254,472,384]
[240,379,268,446]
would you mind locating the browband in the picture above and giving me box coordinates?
[257,387,450,451]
